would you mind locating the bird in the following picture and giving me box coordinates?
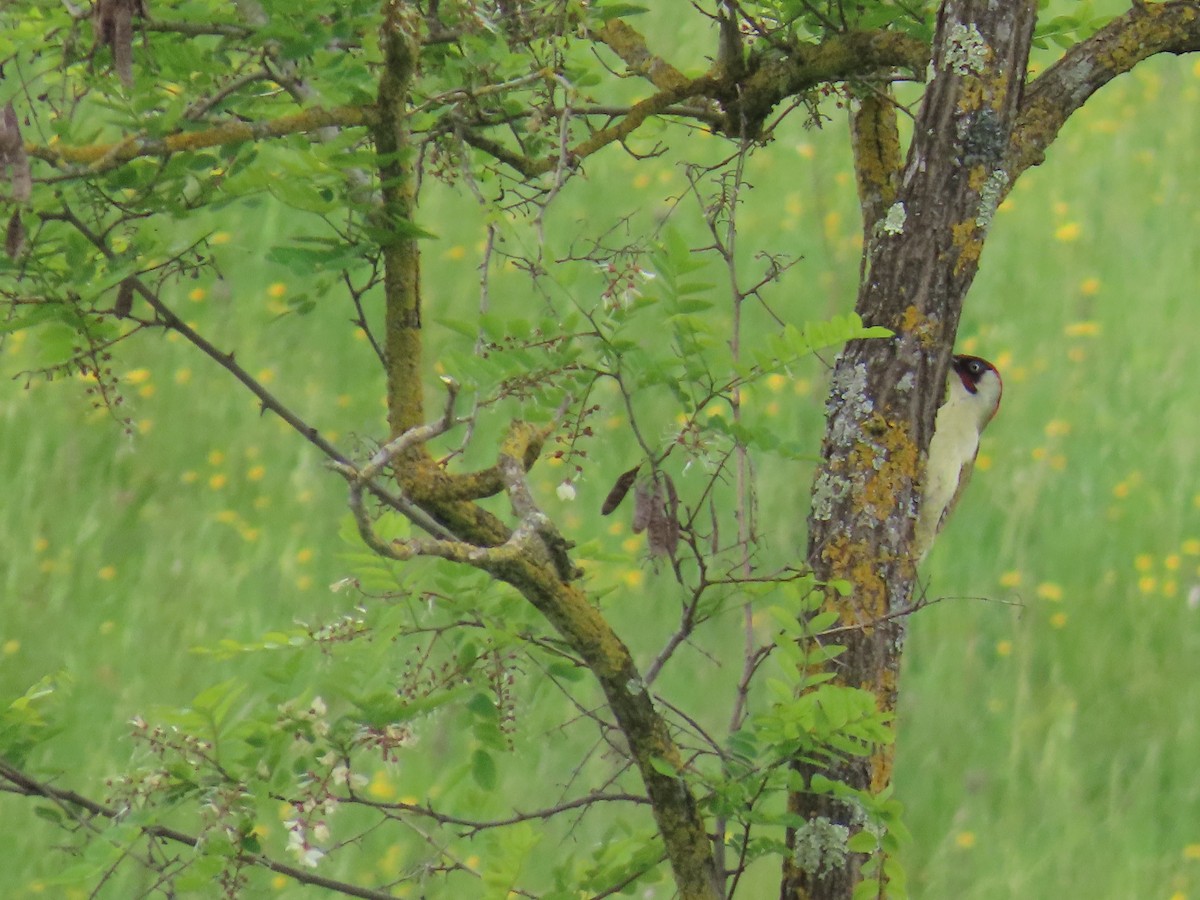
[914,354,1002,560]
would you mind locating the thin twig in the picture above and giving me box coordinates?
[44,203,454,540]
[345,790,649,835]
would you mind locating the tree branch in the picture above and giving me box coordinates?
[27,106,376,177]
[348,790,650,835]
[732,29,928,135]
[849,91,902,239]
[589,19,693,93]
[336,404,721,897]
[43,204,455,540]
[20,22,929,194]
[1009,0,1200,179]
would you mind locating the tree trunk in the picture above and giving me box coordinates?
[783,2,1037,898]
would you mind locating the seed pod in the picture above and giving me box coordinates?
[1,104,31,203]
[631,477,653,534]
[94,0,145,87]
[647,475,680,558]
[5,210,25,259]
[113,276,136,318]
[601,463,641,516]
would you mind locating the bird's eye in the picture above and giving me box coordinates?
[968,361,983,375]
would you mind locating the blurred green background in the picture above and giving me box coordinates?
[4,12,1200,899]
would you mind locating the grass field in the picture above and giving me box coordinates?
[4,18,1200,900]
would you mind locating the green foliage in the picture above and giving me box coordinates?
[1,1,1187,899]
[750,0,935,44]
[0,674,70,767]
[1033,0,1114,50]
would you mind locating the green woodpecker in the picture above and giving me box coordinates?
[914,354,1002,560]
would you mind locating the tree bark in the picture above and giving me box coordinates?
[783,3,1037,898]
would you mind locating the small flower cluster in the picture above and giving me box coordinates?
[197,781,257,874]
[666,418,723,473]
[283,794,335,869]
[306,611,370,648]
[597,260,655,311]
[353,722,415,763]
[282,750,372,869]
[111,714,259,883]
[105,764,170,815]
[282,801,331,868]
[273,697,374,870]
[126,714,216,767]
[276,696,332,742]
[548,401,602,494]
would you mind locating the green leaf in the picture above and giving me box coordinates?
[32,805,65,826]
[591,1,649,21]
[457,640,480,671]
[472,748,498,790]
[847,830,878,853]
[0,673,70,765]
[806,610,840,634]
[809,773,837,794]
[173,853,226,891]
[191,678,244,719]
[546,661,586,682]
[467,691,497,719]
[828,579,853,597]
[648,756,678,777]
[0,304,63,335]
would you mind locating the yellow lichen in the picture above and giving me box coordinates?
[858,419,918,526]
[967,164,990,191]
[951,219,983,274]
[899,305,938,347]
[822,533,888,627]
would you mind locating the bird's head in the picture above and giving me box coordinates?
[950,354,1002,428]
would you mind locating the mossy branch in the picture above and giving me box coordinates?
[732,29,928,134]
[338,411,720,899]
[377,6,426,444]
[849,91,902,239]
[27,105,376,177]
[1009,0,1200,179]
[589,19,693,92]
[24,23,931,191]
[460,22,930,179]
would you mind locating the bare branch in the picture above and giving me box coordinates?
[346,790,650,835]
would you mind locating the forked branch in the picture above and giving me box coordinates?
[1010,0,1200,180]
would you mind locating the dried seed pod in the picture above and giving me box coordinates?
[1,104,31,203]
[647,475,680,558]
[113,276,136,318]
[601,463,641,516]
[631,477,653,534]
[5,210,25,259]
[0,104,17,155]
[94,0,146,87]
